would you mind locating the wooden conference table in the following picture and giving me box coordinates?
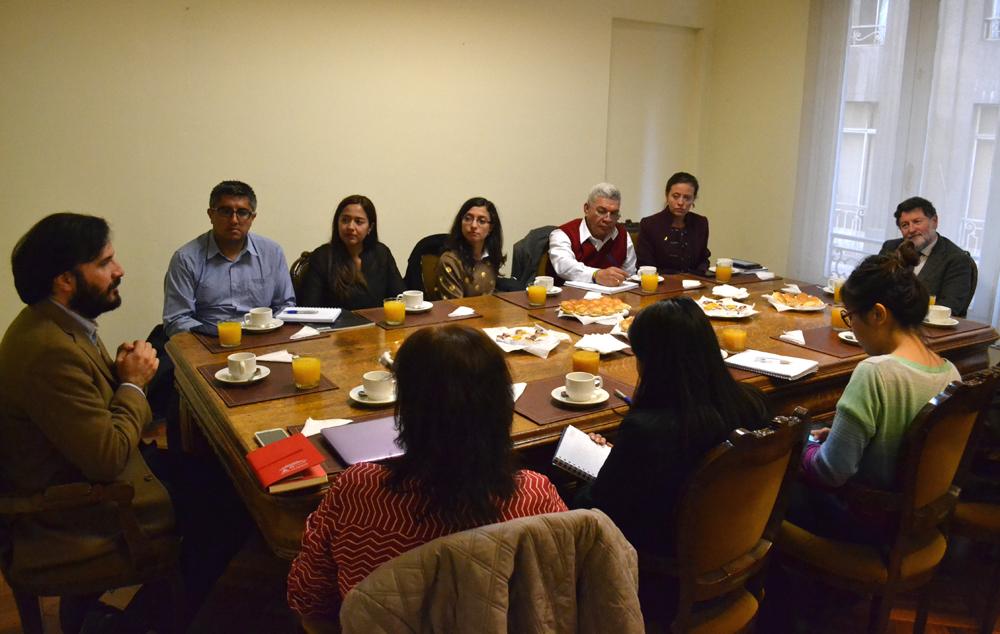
[166,276,998,559]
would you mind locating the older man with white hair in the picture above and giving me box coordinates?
[547,183,637,286]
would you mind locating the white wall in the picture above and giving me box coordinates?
[0,0,808,346]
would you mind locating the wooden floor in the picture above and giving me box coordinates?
[2,532,997,633]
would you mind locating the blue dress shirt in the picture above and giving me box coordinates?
[162,231,296,338]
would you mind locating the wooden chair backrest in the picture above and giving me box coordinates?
[290,250,312,299]
[421,254,440,300]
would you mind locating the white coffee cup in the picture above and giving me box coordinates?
[534,275,554,290]
[638,266,657,277]
[227,352,257,381]
[397,290,424,309]
[928,305,952,324]
[244,307,273,327]
[362,370,396,400]
[565,371,603,402]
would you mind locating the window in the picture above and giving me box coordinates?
[986,0,1000,41]
[960,105,998,259]
[851,0,889,46]
[828,102,878,276]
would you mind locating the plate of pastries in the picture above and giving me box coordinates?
[610,314,635,339]
[696,296,759,319]
[559,297,631,318]
[765,291,826,312]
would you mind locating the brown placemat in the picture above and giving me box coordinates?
[197,362,338,407]
[920,317,989,339]
[689,272,782,286]
[769,326,863,359]
[728,366,757,382]
[515,374,633,426]
[625,276,688,297]
[495,285,589,310]
[354,301,482,330]
[194,324,329,353]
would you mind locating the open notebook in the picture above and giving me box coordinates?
[551,425,612,481]
[725,349,818,381]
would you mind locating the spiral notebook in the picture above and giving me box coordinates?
[724,349,818,381]
[551,425,612,481]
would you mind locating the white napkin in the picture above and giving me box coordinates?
[512,382,526,402]
[575,334,631,355]
[483,326,571,358]
[563,280,639,295]
[780,284,802,294]
[583,291,604,300]
[290,325,321,340]
[712,284,750,299]
[779,330,806,345]
[682,279,702,289]
[255,349,294,363]
[756,271,776,280]
[448,306,476,317]
[301,417,352,437]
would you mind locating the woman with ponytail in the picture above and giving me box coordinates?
[796,242,960,540]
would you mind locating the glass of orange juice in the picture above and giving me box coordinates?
[383,298,405,325]
[526,285,547,306]
[720,326,747,352]
[292,356,322,389]
[716,258,733,283]
[641,272,659,292]
[829,277,845,304]
[218,320,242,348]
[830,307,849,330]
[928,295,936,307]
[572,349,600,375]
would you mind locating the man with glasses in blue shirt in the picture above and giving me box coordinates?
[547,182,636,286]
[162,180,295,337]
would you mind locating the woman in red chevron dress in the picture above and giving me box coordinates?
[287,325,567,620]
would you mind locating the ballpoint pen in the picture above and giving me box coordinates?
[613,389,632,406]
[283,309,319,314]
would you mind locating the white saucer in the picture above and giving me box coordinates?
[242,318,284,333]
[629,274,664,283]
[550,387,610,407]
[838,331,860,345]
[546,287,563,296]
[214,365,270,384]
[923,317,959,328]
[349,385,396,405]
[821,286,835,295]
[405,301,434,313]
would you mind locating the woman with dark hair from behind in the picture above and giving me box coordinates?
[636,172,711,274]
[434,197,506,298]
[793,241,960,542]
[299,195,405,309]
[577,296,769,554]
[286,325,567,621]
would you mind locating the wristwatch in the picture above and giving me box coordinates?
[591,270,598,283]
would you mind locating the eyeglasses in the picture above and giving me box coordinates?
[840,308,855,328]
[462,214,491,227]
[212,206,255,221]
[592,207,621,221]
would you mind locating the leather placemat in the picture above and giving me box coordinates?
[515,374,633,426]
[495,285,589,310]
[353,301,482,330]
[194,324,329,353]
[920,317,988,339]
[769,326,863,359]
[689,272,783,286]
[197,362,338,407]
[728,366,757,382]
[529,307,620,337]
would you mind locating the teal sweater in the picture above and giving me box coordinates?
[808,354,960,489]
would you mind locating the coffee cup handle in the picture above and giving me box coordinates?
[396,294,405,301]
[242,314,251,323]
[593,376,603,390]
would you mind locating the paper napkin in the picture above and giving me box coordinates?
[448,306,476,317]
[756,271,776,280]
[302,417,352,437]
[682,279,702,289]
[780,284,802,294]
[712,284,750,299]
[256,349,294,363]
[512,382,526,402]
[575,334,631,355]
[779,330,806,345]
[583,291,604,300]
[290,325,321,340]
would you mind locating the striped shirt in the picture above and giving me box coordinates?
[286,462,568,618]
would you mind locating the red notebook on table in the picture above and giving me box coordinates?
[246,433,327,493]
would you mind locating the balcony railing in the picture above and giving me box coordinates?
[851,23,886,46]
[986,16,1000,41]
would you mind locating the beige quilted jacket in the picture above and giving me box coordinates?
[339,508,644,633]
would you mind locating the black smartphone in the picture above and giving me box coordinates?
[254,428,290,447]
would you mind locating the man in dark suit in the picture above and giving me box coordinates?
[0,213,173,631]
[878,196,975,316]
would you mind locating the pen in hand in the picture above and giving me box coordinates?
[613,389,632,406]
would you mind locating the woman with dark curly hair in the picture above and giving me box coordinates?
[299,195,405,309]
[287,325,566,621]
[434,197,506,298]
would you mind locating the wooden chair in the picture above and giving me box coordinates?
[775,366,1000,634]
[0,480,183,633]
[641,407,807,633]
[420,253,440,300]
[290,250,312,299]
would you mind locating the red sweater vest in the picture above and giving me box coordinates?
[548,219,628,283]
